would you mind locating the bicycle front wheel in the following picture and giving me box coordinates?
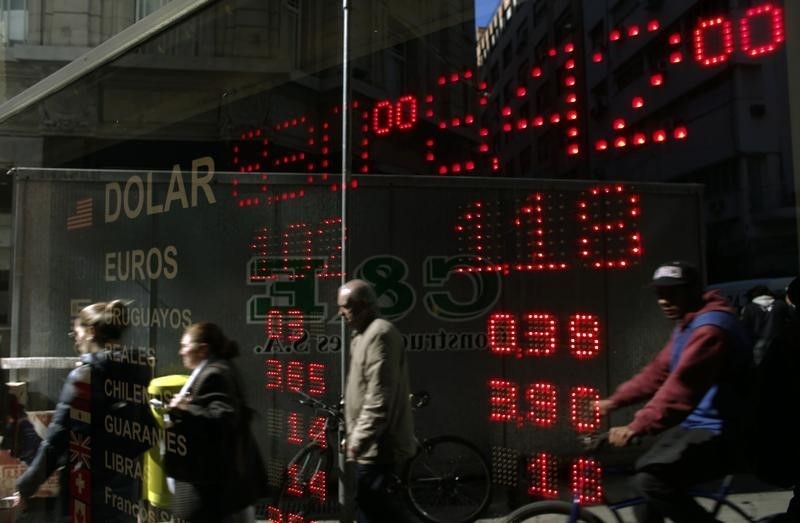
[503,500,602,523]
[274,442,336,522]
[405,435,492,523]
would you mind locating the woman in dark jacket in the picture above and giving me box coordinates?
[14,300,153,522]
[166,322,267,522]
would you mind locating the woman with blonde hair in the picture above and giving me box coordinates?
[15,300,153,522]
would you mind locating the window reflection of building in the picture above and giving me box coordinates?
[476,0,796,280]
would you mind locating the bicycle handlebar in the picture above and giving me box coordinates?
[292,389,431,417]
[579,431,642,451]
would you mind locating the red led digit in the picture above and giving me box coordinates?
[740,4,784,57]
[285,463,303,497]
[308,415,327,448]
[265,359,282,391]
[308,362,326,396]
[309,470,327,503]
[456,200,509,268]
[287,412,304,445]
[569,314,600,358]
[570,386,601,433]
[488,379,518,422]
[285,310,304,343]
[287,360,304,392]
[250,226,272,282]
[287,514,303,523]
[266,506,282,523]
[283,223,313,271]
[488,313,517,355]
[571,457,603,505]
[265,309,283,342]
[522,313,557,356]
[526,382,557,427]
[528,453,559,499]
[395,95,418,130]
[315,216,344,279]
[372,100,393,135]
[513,194,569,271]
[577,185,642,269]
[693,16,734,66]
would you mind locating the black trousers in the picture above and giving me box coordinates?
[632,426,736,523]
[355,462,411,523]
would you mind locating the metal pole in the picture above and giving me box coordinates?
[339,0,352,521]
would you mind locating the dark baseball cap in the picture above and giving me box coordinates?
[650,261,700,288]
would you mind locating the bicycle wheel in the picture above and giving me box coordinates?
[405,435,492,523]
[503,500,602,523]
[274,442,337,522]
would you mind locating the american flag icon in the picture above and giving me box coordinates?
[66,198,93,230]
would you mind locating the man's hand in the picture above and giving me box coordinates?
[597,399,617,416]
[608,425,637,447]
[168,393,191,411]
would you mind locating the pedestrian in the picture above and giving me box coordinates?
[740,284,784,364]
[750,276,800,522]
[339,279,416,523]
[2,390,42,466]
[165,322,267,523]
[597,261,750,523]
[14,300,154,521]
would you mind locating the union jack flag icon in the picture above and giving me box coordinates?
[69,431,91,469]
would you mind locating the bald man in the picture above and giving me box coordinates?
[339,279,415,523]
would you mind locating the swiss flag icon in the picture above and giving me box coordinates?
[70,497,91,523]
[70,465,91,503]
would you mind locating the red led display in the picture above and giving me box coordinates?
[740,4,784,57]
[266,309,305,344]
[568,315,600,359]
[248,218,343,281]
[228,3,784,191]
[694,17,734,66]
[577,186,642,269]
[263,360,328,396]
[488,312,602,357]
[526,382,557,427]
[285,463,304,498]
[308,415,327,449]
[489,380,602,432]
[569,386,601,433]
[308,470,327,503]
[571,458,603,505]
[286,360,304,393]
[488,379,518,422]
[287,412,304,445]
[488,313,517,355]
[457,188,642,272]
[528,453,558,499]
[265,358,282,390]
[522,313,557,356]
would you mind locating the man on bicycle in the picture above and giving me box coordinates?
[339,279,416,523]
[598,261,750,523]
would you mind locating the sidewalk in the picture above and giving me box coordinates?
[289,489,793,522]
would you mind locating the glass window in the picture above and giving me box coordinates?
[0,1,797,521]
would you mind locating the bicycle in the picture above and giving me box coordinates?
[268,390,492,523]
[502,432,783,523]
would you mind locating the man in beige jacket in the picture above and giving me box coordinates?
[339,279,415,523]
